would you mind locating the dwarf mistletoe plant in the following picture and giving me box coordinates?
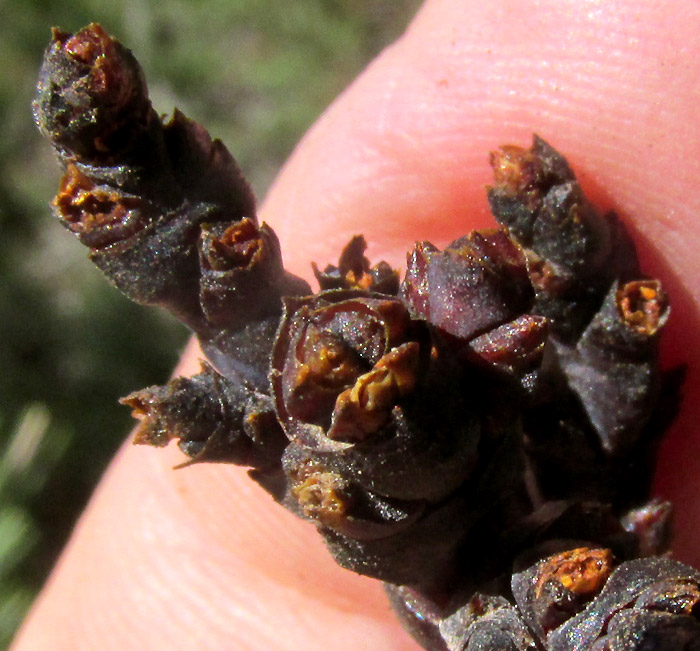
[34,23,698,651]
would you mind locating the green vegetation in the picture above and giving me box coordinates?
[0,0,420,643]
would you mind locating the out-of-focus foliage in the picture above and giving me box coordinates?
[0,0,420,644]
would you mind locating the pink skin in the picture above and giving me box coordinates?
[13,1,700,649]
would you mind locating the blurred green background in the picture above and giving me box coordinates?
[0,0,420,643]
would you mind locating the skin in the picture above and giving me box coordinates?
[13,0,700,649]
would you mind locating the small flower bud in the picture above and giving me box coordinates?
[313,234,399,294]
[548,557,700,650]
[512,547,614,641]
[33,23,151,160]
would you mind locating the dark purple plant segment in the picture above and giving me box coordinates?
[34,24,255,213]
[313,484,477,592]
[547,558,700,650]
[282,444,425,538]
[591,609,700,650]
[52,164,154,248]
[33,24,689,651]
[487,135,608,277]
[198,218,284,327]
[271,289,481,503]
[122,362,286,470]
[557,279,669,455]
[511,547,614,643]
[400,229,532,341]
[487,136,642,342]
[33,24,151,161]
[198,218,309,331]
[467,314,549,393]
[33,23,311,338]
[439,595,538,651]
[270,289,426,438]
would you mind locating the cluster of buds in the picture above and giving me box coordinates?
[34,24,697,651]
